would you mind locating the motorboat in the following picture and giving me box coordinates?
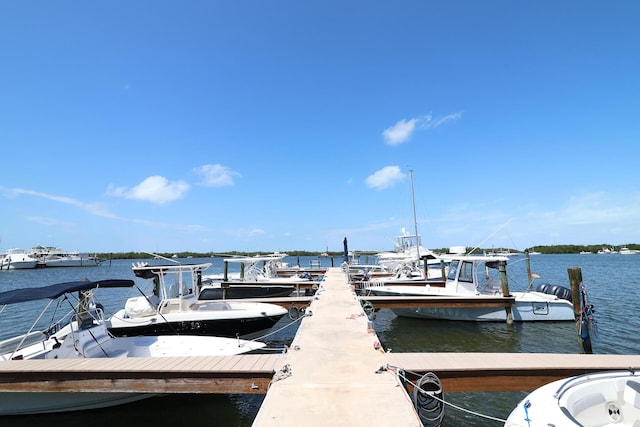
[0,278,265,415]
[0,248,38,270]
[504,370,640,426]
[375,228,442,273]
[198,281,298,300]
[619,247,640,255]
[199,254,316,299]
[364,254,576,321]
[29,245,103,267]
[107,262,289,338]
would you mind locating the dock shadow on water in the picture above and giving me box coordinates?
[1,394,265,427]
[372,308,581,426]
[374,308,579,354]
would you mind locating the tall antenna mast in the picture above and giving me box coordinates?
[409,169,420,260]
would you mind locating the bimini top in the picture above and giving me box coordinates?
[0,279,135,306]
[132,262,212,279]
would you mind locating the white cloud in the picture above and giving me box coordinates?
[109,176,189,204]
[7,188,116,218]
[193,164,241,187]
[365,166,406,190]
[382,118,418,146]
[382,112,462,146]
[422,112,462,130]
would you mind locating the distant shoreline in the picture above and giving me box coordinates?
[93,244,640,260]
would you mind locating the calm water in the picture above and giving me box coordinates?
[0,254,637,426]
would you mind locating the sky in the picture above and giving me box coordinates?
[1,1,639,254]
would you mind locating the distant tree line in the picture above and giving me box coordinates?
[95,244,640,260]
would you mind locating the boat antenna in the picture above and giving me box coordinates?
[409,169,420,260]
[467,219,513,255]
[143,251,181,264]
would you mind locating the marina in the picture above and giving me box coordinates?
[0,254,638,425]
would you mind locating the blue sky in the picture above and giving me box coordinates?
[1,1,639,254]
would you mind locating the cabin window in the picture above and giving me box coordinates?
[446,260,459,280]
[458,261,474,283]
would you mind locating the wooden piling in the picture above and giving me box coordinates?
[499,263,513,324]
[223,260,229,281]
[525,251,533,290]
[568,267,592,354]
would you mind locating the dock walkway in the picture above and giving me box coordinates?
[252,267,422,426]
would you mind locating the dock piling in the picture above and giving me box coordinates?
[499,263,513,324]
[568,267,593,354]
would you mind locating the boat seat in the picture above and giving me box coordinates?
[624,380,640,408]
[567,392,606,418]
[81,337,111,357]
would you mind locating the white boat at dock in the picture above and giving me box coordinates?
[505,370,640,426]
[375,228,442,274]
[0,248,38,270]
[199,253,317,299]
[29,245,103,267]
[0,278,265,415]
[364,254,576,321]
[107,262,289,338]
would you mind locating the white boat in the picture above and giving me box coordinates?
[0,278,265,415]
[0,248,38,270]
[504,370,640,426]
[29,245,103,267]
[598,247,618,254]
[108,262,289,338]
[375,228,442,272]
[199,253,316,299]
[619,247,640,255]
[364,254,576,321]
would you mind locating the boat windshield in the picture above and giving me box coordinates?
[446,260,460,281]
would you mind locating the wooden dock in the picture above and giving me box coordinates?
[251,267,422,426]
[3,267,640,424]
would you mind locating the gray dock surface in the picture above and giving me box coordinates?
[252,267,421,426]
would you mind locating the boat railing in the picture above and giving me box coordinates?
[0,331,47,357]
[360,279,386,288]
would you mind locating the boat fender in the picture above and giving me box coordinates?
[360,299,375,320]
[288,306,300,320]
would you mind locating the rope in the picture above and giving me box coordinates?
[245,310,310,344]
[389,365,508,424]
[413,372,445,426]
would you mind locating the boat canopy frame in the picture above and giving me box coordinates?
[0,279,135,306]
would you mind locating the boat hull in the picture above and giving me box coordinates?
[108,315,283,339]
[370,288,575,321]
[199,284,295,300]
[390,301,574,322]
[43,258,100,267]
[0,260,38,270]
[0,392,153,416]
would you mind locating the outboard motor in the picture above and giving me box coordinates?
[535,282,572,302]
